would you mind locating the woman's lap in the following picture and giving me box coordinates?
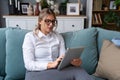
[25,67,94,80]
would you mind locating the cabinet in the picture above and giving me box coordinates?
[56,16,86,33]
[3,15,86,33]
[92,0,120,31]
[2,0,93,29]
[3,16,38,30]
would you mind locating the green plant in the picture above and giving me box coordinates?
[103,0,120,27]
[114,0,120,6]
[59,0,69,15]
[103,11,120,27]
[40,0,49,9]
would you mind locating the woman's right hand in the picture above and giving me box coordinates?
[47,55,64,69]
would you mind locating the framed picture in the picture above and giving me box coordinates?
[67,3,80,15]
[109,1,116,10]
[20,3,29,15]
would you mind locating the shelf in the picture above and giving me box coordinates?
[92,23,116,26]
[92,23,102,26]
[3,15,87,18]
[92,0,120,31]
[93,10,120,12]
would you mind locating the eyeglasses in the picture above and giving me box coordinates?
[44,19,57,25]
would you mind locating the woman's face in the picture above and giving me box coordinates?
[39,14,56,35]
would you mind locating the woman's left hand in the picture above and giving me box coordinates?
[70,58,82,67]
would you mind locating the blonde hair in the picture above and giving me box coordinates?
[34,8,57,35]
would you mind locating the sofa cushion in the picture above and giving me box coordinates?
[61,32,73,48]
[97,28,120,54]
[5,28,30,80]
[94,40,120,80]
[0,28,8,77]
[112,37,120,46]
[0,76,4,80]
[62,28,98,74]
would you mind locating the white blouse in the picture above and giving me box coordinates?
[22,31,66,71]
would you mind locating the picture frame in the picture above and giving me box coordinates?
[67,3,80,15]
[109,1,116,10]
[20,3,29,15]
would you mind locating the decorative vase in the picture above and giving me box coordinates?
[35,2,40,16]
[54,4,60,15]
[27,4,33,16]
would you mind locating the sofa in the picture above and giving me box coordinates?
[0,27,120,80]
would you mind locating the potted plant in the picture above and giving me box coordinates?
[114,0,120,6]
[59,0,69,15]
[40,0,49,9]
[114,0,120,10]
[103,11,120,27]
[103,0,120,27]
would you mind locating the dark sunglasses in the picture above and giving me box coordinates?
[44,19,57,25]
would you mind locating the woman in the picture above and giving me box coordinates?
[22,8,94,80]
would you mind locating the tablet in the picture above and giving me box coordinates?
[57,47,84,70]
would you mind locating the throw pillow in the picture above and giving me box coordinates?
[5,28,30,80]
[112,38,120,47]
[0,28,7,77]
[0,77,3,80]
[97,28,120,54]
[62,27,98,74]
[94,40,120,80]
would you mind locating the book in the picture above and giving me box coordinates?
[92,14,95,24]
[98,13,102,24]
[93,0,102,11]
[94,13,99,24]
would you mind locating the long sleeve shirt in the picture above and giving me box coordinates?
[22,30,66,71]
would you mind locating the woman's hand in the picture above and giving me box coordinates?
[47,55,64,69]
[71,58,82,67]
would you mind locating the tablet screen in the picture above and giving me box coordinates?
[57,47,84,70]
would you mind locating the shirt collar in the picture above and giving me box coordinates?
[38,30,52,38]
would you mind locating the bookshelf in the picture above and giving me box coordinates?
[92,0,120,31]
